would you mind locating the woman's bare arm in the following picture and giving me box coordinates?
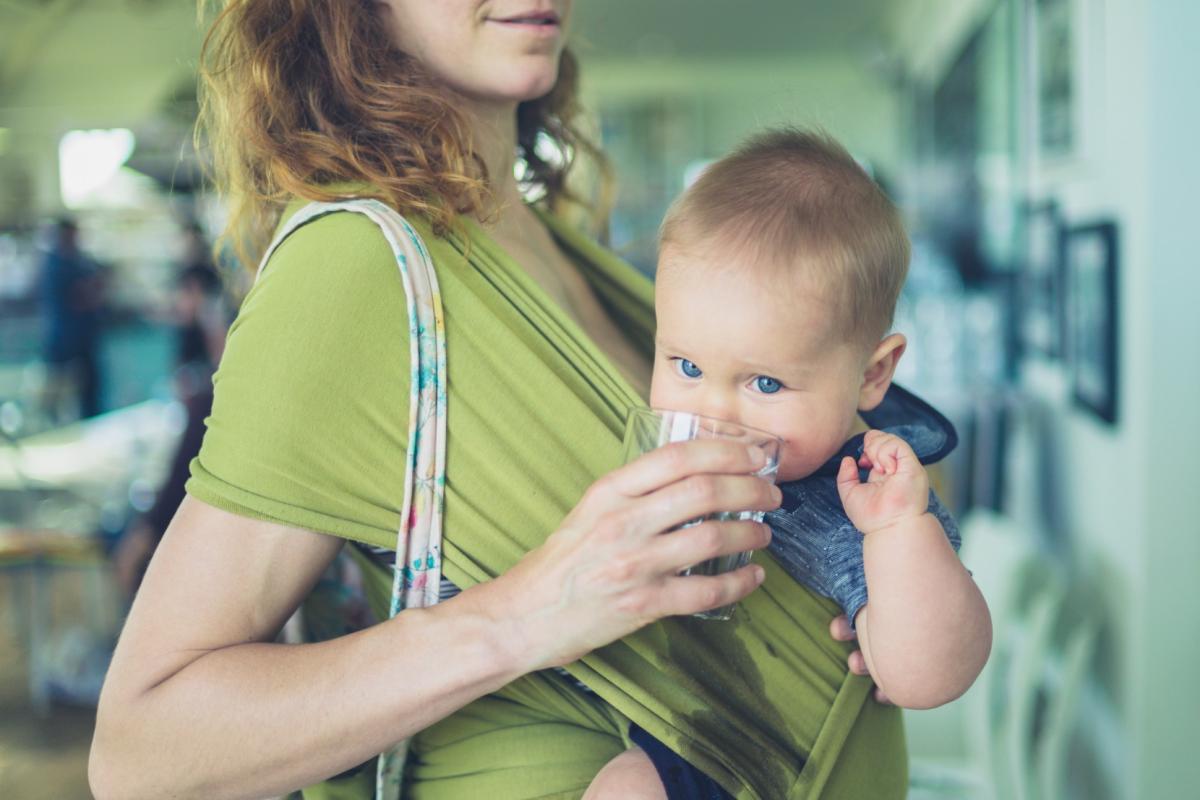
[89,496,531,800]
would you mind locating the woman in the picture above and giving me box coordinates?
[89,2,901,798]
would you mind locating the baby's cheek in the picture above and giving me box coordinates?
[775,436,840,483]
[775,443,815,483]
[647,367,671,408]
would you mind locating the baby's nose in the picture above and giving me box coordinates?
[696,395,740,426]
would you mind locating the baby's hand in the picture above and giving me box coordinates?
[835,430,930,535]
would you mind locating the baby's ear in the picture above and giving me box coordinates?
[858,334,906,412]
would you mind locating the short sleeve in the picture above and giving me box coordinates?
[185,210,410,549]
[767,487,962,630]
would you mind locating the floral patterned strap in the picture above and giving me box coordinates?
[257,199,448,799]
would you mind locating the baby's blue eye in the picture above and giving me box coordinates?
[754,376,783,394]
[674,358,703,379]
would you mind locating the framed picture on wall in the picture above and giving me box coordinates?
[1065,221,1119,424]
[1019,199,1066,358]
[1034,0,1075,158]
[1023,0,1096,167]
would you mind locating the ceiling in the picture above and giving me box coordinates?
[1,0,201,131]
[572,0,897,60]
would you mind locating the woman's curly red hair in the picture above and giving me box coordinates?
[197,0,602,268]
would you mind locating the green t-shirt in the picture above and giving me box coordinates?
[185,202,906,799]
[188,208,413,546]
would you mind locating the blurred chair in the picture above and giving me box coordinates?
[992,567,1065,800]
[907,512,1098,800]
[907,509,1036,798]
[1036,620,1100,800]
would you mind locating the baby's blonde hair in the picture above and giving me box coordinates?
[659,127,910,347]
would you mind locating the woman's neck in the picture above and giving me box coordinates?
[461,99,524,216]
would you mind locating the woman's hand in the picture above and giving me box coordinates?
[829,614,893,704]
[462,439,781,670]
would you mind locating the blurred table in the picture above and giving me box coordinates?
[0,400,182,713]
[0,528,111,714]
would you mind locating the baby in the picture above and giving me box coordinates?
[585,128,992,799]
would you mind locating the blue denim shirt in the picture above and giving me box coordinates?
[764,384,960,629]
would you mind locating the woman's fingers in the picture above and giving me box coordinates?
[627,473,781,538]
[642,519,772,574]
[829,613,856,642]
[601,439,769,499]
[651,565,766,618]
[514,440,781,667]
[828,614,892,704]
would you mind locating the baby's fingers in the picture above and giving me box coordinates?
[864,433,912,478]
[869,430,920,467]
[835,456,861,500]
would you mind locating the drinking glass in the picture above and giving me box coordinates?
[622,408,781,620]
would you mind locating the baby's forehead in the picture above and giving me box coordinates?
[660,232,831,281]
[657,241,836,310]
[657,238,866,344]
[657,277,848,366]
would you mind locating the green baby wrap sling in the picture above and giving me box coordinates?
[186,198,907,799]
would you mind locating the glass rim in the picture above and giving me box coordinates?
[627,406,784,446]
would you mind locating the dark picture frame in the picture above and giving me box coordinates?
[1064,221,1119,424]
[1018,199,1067,358]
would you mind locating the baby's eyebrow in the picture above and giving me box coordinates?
[655,337,686,353]
[740,358,810,382]
[754,369,800,384]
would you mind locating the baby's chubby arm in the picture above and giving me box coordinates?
[835,430,992,709]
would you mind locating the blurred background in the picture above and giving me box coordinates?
[0,0,1196,798]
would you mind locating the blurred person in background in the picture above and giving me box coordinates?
[174,221,226,375]
[39,216,107,420]
[111,220,230,598]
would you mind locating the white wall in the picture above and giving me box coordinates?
[1137,1,1200,794]
[1031,1,1148,794]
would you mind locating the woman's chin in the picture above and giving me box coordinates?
[473,65,561,104]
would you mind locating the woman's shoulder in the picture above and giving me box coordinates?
[237,201,420,339]
[223,200,417,394]
[261,201,400,284]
